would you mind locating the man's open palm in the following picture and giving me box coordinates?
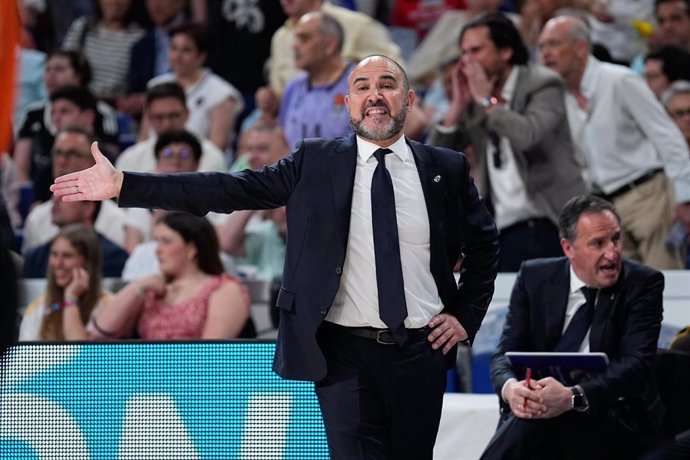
[51,142,124,202]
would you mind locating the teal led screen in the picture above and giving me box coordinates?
[0,342,329,459]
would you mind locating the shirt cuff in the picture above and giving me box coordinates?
[501,378,518,402]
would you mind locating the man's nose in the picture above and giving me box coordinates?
[366,87,382,102]
[605,241,620,257]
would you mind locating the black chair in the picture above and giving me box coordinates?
[655,348,690,437]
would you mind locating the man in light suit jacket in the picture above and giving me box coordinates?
[428,12,587,272]
[481,195,664,459]
[51,55,500,460]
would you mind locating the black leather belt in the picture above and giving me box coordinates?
[596,168,663,201]
[324,323,430,345]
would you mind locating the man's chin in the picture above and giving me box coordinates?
[597,271,620,287]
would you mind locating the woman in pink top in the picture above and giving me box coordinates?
[91,212,251,339]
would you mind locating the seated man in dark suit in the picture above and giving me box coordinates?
[22,196,127,279]
[482,195,665,459]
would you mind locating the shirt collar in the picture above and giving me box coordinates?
[356,135,410,163]
[569,265,588,294]
[501,66,519,103]
[580,56,599,102]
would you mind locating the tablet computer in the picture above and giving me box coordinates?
[505,352,609,386]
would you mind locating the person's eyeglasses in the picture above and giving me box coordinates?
[52,148,91,161]
[670,107,690,119]
[160,147,192,161]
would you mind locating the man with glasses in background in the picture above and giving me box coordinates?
[115,82,226,174]
[22,126,128,254]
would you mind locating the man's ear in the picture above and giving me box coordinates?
[560,237,574,259]
[499,47,513,65]
[406,89,416,109]
[324,36,338,57]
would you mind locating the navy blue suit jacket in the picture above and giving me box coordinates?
[119,135,499,381]
[490,257,664,428]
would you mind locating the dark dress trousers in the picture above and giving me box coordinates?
[484,257,665,459]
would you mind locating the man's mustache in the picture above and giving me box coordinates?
[362,100,389,114]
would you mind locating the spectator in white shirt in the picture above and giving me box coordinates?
[116,82,226,174]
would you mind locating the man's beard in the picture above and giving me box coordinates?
[348,99,408,142]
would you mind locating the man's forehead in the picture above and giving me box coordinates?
[576,211,620,235]
[53,99,79,109]
[349,59,399,83]
[150,98,185,111]
[461,25,490,44]
[56,132,90,150]
[541,20,569,39]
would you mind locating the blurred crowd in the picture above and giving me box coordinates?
[2,0,690,343]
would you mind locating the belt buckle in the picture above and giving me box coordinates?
[376,330,396,345]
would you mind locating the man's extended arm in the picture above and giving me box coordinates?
[52,141,300,214]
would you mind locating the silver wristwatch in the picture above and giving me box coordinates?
[570,386,589,412]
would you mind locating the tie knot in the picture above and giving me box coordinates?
[374,148,393,163]
[581,287,597,305]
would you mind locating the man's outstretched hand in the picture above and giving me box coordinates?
[51,142,124,201]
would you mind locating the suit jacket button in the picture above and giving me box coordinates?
[335,266,342,275]
[320,306,329,315]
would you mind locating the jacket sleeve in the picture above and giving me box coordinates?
[118,144,304,215]
[580,270,664,416]
[488,75,568,154]
[489,263,532,396]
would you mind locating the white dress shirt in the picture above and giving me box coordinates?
[486,67,543,230]
[564,266,595,353]
[566,57,690,203]
[326,135,443,328]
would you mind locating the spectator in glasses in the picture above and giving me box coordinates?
[115,82,226,174]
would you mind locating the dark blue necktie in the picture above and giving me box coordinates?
[371,148,408,345]
[555,287,598,352]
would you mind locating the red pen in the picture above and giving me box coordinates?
[523,368,532,410]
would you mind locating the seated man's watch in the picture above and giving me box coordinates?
[570,386,589,412]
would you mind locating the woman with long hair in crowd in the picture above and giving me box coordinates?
[18,224,107,341]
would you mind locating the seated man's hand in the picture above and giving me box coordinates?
[504,378,545,419]
[532,377,573,419]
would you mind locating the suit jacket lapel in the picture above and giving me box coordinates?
[328,135,357,242]
[408,140,444,265]
[589,265,624,351]
[547,260,572,349]
[510,66,529,112]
